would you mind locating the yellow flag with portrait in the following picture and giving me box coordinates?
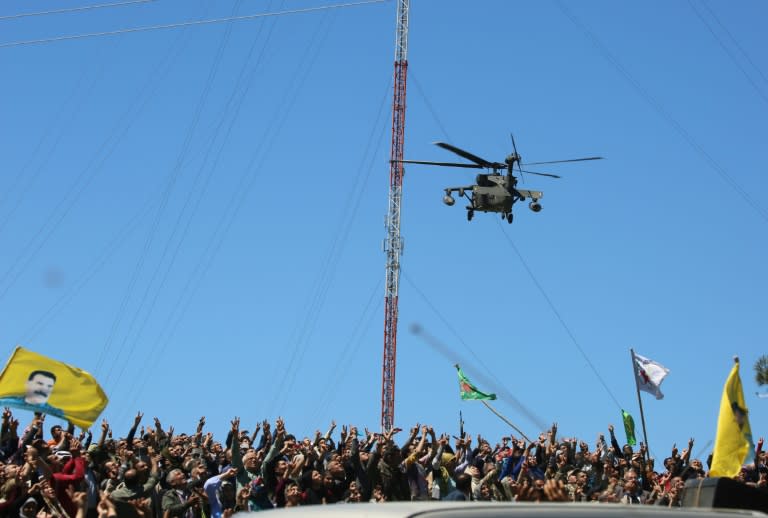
[0,346,108,428]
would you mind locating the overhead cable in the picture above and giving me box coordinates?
[699,1,768,87]
[688,0,768,106]
[0,0,154,21]
[494,220,625,412]
[0,0,386,49]
[555,1,768,224]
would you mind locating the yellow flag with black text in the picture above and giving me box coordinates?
[710,359,753,477]
[0,346,108,428]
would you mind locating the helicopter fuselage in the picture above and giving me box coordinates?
[444,172,543,223]
[470,173,515,213]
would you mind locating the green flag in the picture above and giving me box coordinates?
[622,409,637,446]
[456,365,496,400]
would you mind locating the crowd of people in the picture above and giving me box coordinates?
[0,409,764,517]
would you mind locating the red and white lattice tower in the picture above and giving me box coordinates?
[381,0,409,432]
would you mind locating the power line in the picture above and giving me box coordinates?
[115,0,338,420]
[494,220,625,411]
[404,274,549,432]
[700,1,768,88]
[0,0,154,21]
[687,0,768,107]
[555,1,768,224]
[102,0,242,390]
[0,0,386,49]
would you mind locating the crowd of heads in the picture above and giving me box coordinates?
[0,409,765,517]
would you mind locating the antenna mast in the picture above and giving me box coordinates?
[381,0,409,432]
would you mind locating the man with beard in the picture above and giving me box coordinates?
[0,371,64,418]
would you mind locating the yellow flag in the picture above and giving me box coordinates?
[0,346,108,428]
[710,359,754,477]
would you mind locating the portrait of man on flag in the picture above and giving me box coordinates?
[0,346,108,428]
[0,368,63,417]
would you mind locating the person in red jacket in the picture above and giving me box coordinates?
[51,439,86,518]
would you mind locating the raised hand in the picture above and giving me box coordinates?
[127,498,149,518]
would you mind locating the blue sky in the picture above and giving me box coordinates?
[0,0,765,464]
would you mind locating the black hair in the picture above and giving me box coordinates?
[28,370,56,382]
[455,473,472,493]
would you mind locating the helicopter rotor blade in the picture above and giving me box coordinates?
[518,169,561,179]
[521,156,603,166]
[510,132,524,182]
[398,159,483,169]
[433,142,497,168]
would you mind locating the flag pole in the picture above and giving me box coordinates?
[481,400,532,443]
[630,348,651,463]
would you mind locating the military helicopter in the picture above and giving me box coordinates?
[400,137,602,223]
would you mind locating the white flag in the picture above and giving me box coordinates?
[633,351,669,400]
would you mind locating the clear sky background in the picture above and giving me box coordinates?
[0,0,765,464]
